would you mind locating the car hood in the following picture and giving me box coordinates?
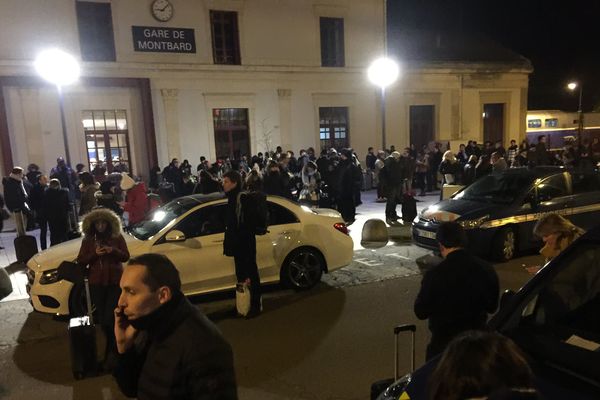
[28,233,146,272]
[421,199,499,222]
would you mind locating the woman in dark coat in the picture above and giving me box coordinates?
[77,207,130,370]
[462,155,478,186]
[194,170,221,194]
[78,172,99,216]
[95,181,123,216]
[475,155,493,180]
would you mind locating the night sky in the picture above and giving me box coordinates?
[387,0,600,112]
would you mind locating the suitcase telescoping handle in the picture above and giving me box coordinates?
[83,266,94,325]
[394,324,416,381]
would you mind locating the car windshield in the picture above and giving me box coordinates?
[454,172,535,204]
[128,197,202,240]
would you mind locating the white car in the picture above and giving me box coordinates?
[27,193,353,315]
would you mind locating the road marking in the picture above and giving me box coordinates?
[353,258,384,267]
[385,252,412,260]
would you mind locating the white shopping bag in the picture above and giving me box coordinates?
[235,281,251,317]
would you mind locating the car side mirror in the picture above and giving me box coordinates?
[499,289,516,310]
[165,230,186,242]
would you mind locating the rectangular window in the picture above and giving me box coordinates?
[319,107,349,150]
[545,118,559,127]
[213,108,250,159]
[76,2,116,62]
[320,17,345,67]
[528,119,542,128]
[210,10,241,65]
[82,110,131,174]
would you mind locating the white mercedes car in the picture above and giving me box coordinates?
[27,193,353,316]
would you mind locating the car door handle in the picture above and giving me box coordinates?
[212,239,224,243]
[280,231,292,235]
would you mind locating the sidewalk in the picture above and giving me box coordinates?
[0,214,49,302]
[348,188,441,250]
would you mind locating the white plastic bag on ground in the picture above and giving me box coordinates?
[235,281,251,317]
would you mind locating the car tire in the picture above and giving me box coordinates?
[492,227,517,262]
[68,283,88,318]
[281,248,324,290]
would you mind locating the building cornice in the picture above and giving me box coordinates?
[0,59,533,79]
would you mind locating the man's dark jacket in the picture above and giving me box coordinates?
[414,249,499,356]
[44,187,70,230]
[114,293,237,399]
[2,176,28,212]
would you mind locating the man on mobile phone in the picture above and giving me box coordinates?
[113,254,237,399]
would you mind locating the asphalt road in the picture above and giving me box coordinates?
[0,240,542,400]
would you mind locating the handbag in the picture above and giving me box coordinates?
[235,281,252,317]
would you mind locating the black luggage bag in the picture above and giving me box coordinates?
[370,324,416,400]
[14,211,38,263]
[68,271,97,380]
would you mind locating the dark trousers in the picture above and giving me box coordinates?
[37,217,48,250]
[48,221,68,246]
[338,196,356,223]
[427,169,438,191]
[385,185,402,219]
[233,235,262,311]
[415,172,426,195]
[89,284,120,360]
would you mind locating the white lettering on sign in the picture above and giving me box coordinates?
[172,30,185,39]
[143,28,171,39]
[137,41,193,51]
[354,258,384,267]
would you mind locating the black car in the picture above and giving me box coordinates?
[379,224,600,399]
[412,166,600,261]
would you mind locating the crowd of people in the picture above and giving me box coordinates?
[4,133,597,251]
[0,136,594,399]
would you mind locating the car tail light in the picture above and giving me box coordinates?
[334,222,349,235]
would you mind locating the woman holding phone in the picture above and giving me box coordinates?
[77,207,130,371]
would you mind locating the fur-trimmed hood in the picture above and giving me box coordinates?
[81,207,123,238]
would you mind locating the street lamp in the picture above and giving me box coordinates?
[368,57,400,151]
[34,49,80,166]
[567,81,583,144]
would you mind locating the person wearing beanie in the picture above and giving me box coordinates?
[119,173,148,226]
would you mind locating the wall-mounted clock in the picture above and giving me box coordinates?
[151,0,173,22]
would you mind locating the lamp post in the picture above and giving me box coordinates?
[567,81,583,145]
[368,57,400,151]
[34,49,80,166]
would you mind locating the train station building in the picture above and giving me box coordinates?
[0,0,532,180]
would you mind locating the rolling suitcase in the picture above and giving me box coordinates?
[68,272,97,379]
[13,211,38,263]
[370,324,416,400]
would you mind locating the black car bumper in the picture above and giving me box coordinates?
[412,220,496,257]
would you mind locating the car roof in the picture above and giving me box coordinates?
[500,166,566,178]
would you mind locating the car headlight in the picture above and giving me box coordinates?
[457,215,489,230]
[39,269,59,285]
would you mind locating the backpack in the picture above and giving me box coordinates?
[236,191,269,235]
